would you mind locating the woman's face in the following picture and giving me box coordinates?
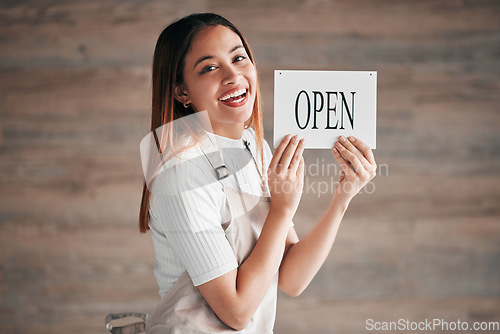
[179,25,257,138]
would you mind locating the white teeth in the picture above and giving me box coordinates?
[219,88,247,101]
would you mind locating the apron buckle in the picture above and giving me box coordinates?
[215,165,230,180]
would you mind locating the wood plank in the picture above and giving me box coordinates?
[0,0,208,69]
[214,0,500,36]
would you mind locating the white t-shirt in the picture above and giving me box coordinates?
[149,128,273,298]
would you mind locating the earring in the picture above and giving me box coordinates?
[183,103,190,108]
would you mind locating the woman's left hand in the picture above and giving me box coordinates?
[331,135,377,203]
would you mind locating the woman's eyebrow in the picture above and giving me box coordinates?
[230,45,244,53]
[193,45,244,69]
[193,55,213,69]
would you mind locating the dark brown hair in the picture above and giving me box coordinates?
[139,13,264,233]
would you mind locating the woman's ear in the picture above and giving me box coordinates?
[174,85,190,105]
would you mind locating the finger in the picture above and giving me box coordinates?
[347,136,376,165]
[296,156,305,178]
[337,136,371,170]
[270,134,291,168]
[335,141,364,175]
[332,146,353,176]
[278,135,300,169]
[288,138,305,174]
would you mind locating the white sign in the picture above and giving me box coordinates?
[274,70,377,149]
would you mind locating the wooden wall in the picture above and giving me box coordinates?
[1,1,499,333]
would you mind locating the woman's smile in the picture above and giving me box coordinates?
[218,87,249,107]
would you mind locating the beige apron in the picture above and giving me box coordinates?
[146,135,278,333]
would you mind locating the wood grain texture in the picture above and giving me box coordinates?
[0,0,499,333]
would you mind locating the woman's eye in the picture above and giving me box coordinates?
[200,65,217,74]
[233,55,247,63]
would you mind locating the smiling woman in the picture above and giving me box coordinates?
[136,12,376,334]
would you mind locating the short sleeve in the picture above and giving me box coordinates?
[150,157,238,286]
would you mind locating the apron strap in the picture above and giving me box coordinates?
[200,130,269,197]
[199,133,233,189]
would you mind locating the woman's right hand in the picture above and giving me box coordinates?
[267,134,305,219]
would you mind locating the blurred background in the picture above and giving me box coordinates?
[0,1,499,333]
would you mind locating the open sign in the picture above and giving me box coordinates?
[274,71,377,149]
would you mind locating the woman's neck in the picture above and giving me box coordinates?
[212,123,245,140]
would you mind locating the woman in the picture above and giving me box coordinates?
[139,13,377,333]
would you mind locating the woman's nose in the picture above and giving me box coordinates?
[222,65,240,85]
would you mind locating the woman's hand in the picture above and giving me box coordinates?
[332,135,377,204]
[268,134,305,218]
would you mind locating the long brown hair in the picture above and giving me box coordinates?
[139,13,264,233]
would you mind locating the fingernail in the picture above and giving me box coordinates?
[349,136,355,142]
[336,141,343,148]
[339,136,346,142]
[300,138,305,145]
[285,134,291,140]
